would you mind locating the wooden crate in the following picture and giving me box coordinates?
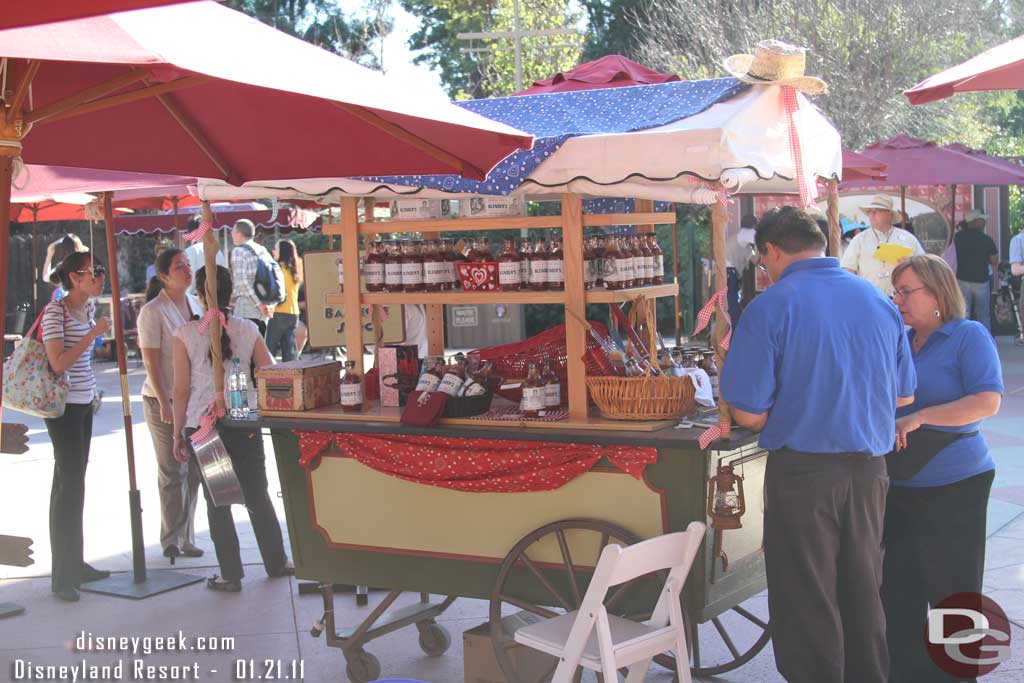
[256,360,342,412]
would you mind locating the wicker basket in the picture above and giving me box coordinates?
[586,375,696,420]
[584,294,696,420]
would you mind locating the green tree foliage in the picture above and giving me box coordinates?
[402,0,583,98]
[579,0,647,61]
[633,0,1011,150]
[226,0,393,68]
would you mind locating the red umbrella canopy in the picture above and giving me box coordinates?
[515,55,680,95]
[841,135,1024,189]
[842,148,888,182]
[905,35,1024,105]
[2,1,201,29]
[0,2,533,183]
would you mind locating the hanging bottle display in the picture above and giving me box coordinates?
[497,237,522,291]
[364,240,386,292]
[339,361,364,412]
[547,238,564,291]
[520,363,545,418]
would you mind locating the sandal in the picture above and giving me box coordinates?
[206,576,242,592]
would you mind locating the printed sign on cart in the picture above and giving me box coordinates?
[451,306,479,328]
[302,251,406,349]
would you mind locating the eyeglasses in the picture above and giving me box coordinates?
[893,286,925,298]
[753,256,768,274]
[74,265,106,278]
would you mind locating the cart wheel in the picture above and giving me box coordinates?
[489,518,649,683]
[416,621,451,657]
[344,650,381,683]
[682,603,772,677]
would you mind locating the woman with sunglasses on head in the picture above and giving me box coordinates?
[137,248,204,563]
[41,252,112,602]
[883,254,1003,682]
[172,266,292,592]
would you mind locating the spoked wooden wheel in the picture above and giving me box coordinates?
[489,518,670,683]
[685,604,771,677]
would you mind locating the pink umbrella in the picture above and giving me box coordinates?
[2,1,202,29]
[905,35,1024,105]
[842,148,888,182]
[515,54,680,95]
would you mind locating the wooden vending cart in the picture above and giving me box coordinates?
[214,76,844,681]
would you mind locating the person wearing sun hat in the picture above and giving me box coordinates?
[841,194,925,296]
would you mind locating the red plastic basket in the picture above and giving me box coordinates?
[467,322,616,403]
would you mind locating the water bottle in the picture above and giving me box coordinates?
[237,362,250,418]
[229,358,242,418]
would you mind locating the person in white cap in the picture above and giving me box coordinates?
[954,209,999,331]
[840,195,925,296]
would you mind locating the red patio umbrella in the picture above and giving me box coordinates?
[113,206,318,235]
[842,148,888,182]
[0,0,532,599]
[2,1,202,29]
[905,35,1024,105]
[515,54,680,95]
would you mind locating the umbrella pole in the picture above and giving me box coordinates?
[172,197,181,249]
[672,205,680,344]
[901,186,907,230]
[951,184,957,236]
[31,209,38,314]
[81,192,204,599]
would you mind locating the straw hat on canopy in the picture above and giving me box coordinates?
[724,40,828,95]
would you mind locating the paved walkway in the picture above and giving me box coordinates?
[1,339,1023,682]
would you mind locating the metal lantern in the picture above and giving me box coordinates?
[707,464,745,530]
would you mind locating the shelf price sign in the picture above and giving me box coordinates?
[302,251,406,350]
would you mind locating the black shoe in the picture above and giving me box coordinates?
[54,587,80,602]
[80,564,110,583]
[206,576,242,592]
[163,545,181,565]
[269,560,295,578]
[181,545,204,558]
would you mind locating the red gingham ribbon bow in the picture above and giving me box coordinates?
[781,86,818,209]
[692,287,732,352]
[182,217,213,243]
[197,307,226,333]
[190,401,226,445]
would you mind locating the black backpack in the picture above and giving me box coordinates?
[243,243,286,305]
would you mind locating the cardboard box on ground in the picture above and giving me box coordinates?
[464,612,555,683]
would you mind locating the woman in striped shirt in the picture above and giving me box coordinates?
[42,252,112,603]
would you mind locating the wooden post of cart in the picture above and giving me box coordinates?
[711,202,731,438]
[340,197,364,374]
[562,193,587,420]
[827,179,841,258]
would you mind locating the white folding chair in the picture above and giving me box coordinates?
[513,521,705,683]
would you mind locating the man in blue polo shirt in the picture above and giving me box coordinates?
[720,207,916,683]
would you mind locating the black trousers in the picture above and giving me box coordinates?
[44,402,94,593]
[882,469,994,683]
[766,449,890,683]
[265,313,297,361]
[186,424,287,581]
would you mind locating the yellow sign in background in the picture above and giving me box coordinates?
[302,250,406,349]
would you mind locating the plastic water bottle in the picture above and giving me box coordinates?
[228,358,242,419]
[237,362,250,418]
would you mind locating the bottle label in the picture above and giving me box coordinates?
[604,258,621,283]
[464,380,488,397]
[400,262,423,285]
[547,259,564,283]
[385,263,403,285]
[529,260,548,283]
[639,256,654,280]
[340,382,363,406]
[519,260,529,282]
[618,257,635,283]
[520,386,545,412]
[364,262,385,285]
[437,373,464,397]
[415,372,441,393]
[544,382,561,407]
[652,254,664,278]
[424,261,448,285]
[498,261,521,286]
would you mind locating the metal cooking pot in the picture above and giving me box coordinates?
[192,430,244,507]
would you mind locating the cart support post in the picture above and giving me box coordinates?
[711,202,731,437]
[340,197,364,374]
[562,193,587,420]
[827,179,841,258]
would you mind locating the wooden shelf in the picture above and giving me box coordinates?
[323,283,677,306]
[322,211,677,236]
[259,401,676,432]
[585,283,677,303]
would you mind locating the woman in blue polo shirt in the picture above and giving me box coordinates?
[883,254,1003,683]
